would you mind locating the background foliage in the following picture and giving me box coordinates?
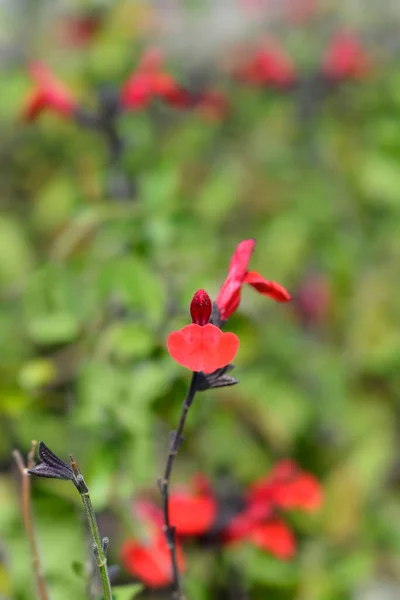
[2,1,400,599]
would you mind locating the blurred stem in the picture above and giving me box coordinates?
[159,372,199,600]
[70,456,113,600]
[12,441,50,600]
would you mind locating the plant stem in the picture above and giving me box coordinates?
[70,456,113,600]
[13,441,50,600]
[159,372,199,600]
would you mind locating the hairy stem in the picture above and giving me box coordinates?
[159,372,199,600]
[13,441,50,600]
[70,456,113,600]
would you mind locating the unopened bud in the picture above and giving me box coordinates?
[190,289,212,326]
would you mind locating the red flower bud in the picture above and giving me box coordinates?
[190,289,212,326]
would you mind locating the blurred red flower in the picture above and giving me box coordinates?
[169,481,217,536]
[322,33,371,81]
[216,239,291,321]
[167,290,239,373]
[248,460,323,512]
[221,460,322,560]
[23,62,78,122]
[293,272,332,328]
[120,500,185,588]
[120,49,189,110]
[121,534,185,588]
[234,43,297,90]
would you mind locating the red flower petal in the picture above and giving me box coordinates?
[222,502,273,543]
[243,271,291,302]
[167,323,239,374]
[121,535,185,588]
[120,73,153,109]
[249,461,323,513]
[169,492,217,536]
[249,520,296,560]
[275,473,323,512]
[216,239,255,320]
[227,239,256,281]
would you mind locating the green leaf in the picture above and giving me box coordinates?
[27,313,80,346]
[71,561,85,579]
[112,583,143,600]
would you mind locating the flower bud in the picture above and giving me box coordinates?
[190,289,212,326]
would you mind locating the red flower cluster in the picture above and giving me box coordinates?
[120,462,323,587]
[235,33,370,91]
[23,50,229,124]
[120,49,229,119]
[22,62,78,122]
[167,240,289,373]
[22,31,370,125]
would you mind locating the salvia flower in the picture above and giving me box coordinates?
[322,33,370,81]
[23,62,78,122]
[167,290,239,374]
[247,460,323,513]
[216,239,291,322]
[120,49,189,111]
[234,43,297,90]
[120,501,185,589]
[122,463,322,567]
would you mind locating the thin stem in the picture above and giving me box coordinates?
[12,441,50,600]
[159,372,199,600]
[70,456,113,600]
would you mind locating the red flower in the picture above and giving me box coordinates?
[221,492,296,560]
[235,43,296,89]
[121,534,185,588]
[220,461,322,560]
[248,460,323,512]
[322,33,371,81]
[121,500,185,588]
[120,49,189,110]
[23,62,78,122]
[167,290,239,373]
[216,239,291,321]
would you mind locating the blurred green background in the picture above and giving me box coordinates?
[2,1,400,599]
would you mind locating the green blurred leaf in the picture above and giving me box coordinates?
[113,584,143,600]
[27,313,80,346]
